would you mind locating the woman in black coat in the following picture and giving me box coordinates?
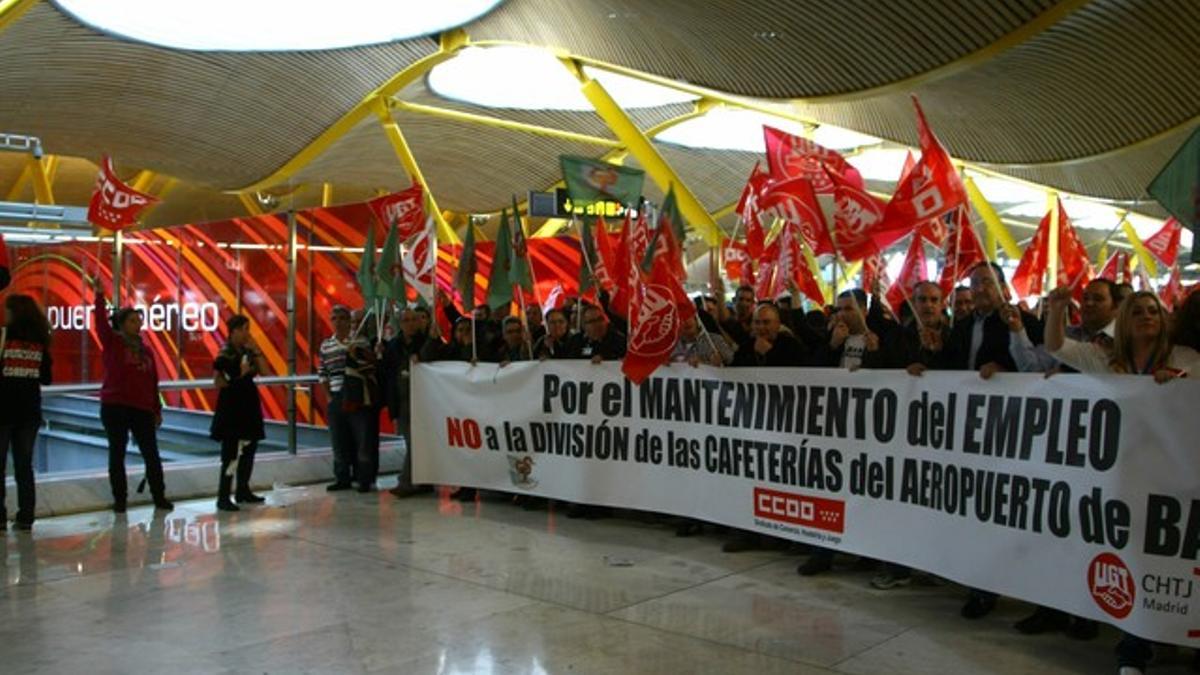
[210,315,268,511]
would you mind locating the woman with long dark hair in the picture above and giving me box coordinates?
[91,277,173,513]
[210,315,267,511]
[0,294,53,531]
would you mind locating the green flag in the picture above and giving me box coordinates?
[661,183,685,242]
[560,155,645,209]
[357,223,377,302]
[375,219,407,302]
[453,217,477,310]
[509,195,533,292]
[1148,126,1200,243]
[486,210,514,309]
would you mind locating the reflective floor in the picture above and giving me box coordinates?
[2,486,1195,674]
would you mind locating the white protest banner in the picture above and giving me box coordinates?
[412,361,1200,645]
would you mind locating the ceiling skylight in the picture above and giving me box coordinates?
[427,46,697,110]
[655,107,883,153]
[53,0,502,51]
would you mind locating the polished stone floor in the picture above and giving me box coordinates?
[2,486,1195,674]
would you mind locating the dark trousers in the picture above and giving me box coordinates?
[393,416,413,489]
[101,404,166,504]
[328,396,373,487]
[0,422,39,525]
[217,439,258,502]
[1115,633,1153,669]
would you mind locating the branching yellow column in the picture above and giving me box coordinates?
[30,155,57,204]
[238,193,265,217]
[371,96,459,245]
[1121,219,1159,278]
[562,58,722,247]
[963,176,1020,260]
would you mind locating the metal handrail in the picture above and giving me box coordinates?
[43,374,320,395]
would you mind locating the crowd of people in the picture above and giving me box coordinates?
[1,262,1197,674]
[313,262,1198,675]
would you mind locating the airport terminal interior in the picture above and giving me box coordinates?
[1,0,1198,673]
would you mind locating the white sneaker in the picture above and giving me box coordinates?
[871,573,913,590]
[1117,667,1145,675]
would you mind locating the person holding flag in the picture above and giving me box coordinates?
[381,307,430,498]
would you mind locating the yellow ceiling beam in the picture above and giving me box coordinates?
[322,182,333,207]
[0,0,37,36]
[370,96,459,245]
[238,192,265,217]
[130,169,156,193]
[233,28,470,193]
[1121,218,1159,278]
[565,58,722,247]
[389,99,622,148]
[5,159,33,201]
[964,175,1022,260]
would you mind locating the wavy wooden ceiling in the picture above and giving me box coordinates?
[0,0,1196,226]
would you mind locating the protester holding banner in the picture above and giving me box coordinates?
[421,317,491,364]
[1042,287,1197,673]
[568,305,626,363]
[732,303,808,367]
[533,309,574,360]
[210,315,268,511]
[671,313,733,367]
[382,308,431,498]
[91,277,172,513]
[0,295,53,531]
[814,289,889,371]
[950,286,973,322]
[498,317,533,364]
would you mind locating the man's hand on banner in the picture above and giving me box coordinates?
[979,361,1005,380]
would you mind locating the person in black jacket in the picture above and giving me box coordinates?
[920,262,1042,620]
[533,309,573,360]
[813,289,891,370]
[420,317,491,363]
[497,316,533,364]
[732,303,808,367]
[568,305,626,362]
[210,315,268,511]
[0,295,52,531]
[381,307,429,498]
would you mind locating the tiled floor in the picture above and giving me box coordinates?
[1,486,1194,674]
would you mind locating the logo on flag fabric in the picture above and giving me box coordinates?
[87,156,158,230]
[1089,553,1135,619]
[763,126,853,194]
[629,283,678,358]
[368,184,425,241]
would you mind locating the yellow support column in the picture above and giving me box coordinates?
[370,96,459,245]
[1047,191,1059,290]
[1121,219,1159,278]
[322,183,334,208]
[30,155,57,204]
[963,176,1020,260]
[238,193,265,217]
[562,58,723,247]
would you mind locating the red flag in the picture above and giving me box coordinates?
[543,283,568,314]
[0,234,9,291]
[87,156,158,230]
[870,98,967,251]
[862,252,890,296]
[937,207,987,296]
[759,177,834,255]
[1143,217,1182,267]
[367,183,425,240]
[1097,250,1132,284]
[754,237,780,300]
[737,162,770,259]
[898,150,916,184]
[721,240,754,286]
[762,126,857,194]
[1160,266,1183,310]
[434,297,453,343]
[773,222,826,306]
[826,165,885,261]
[648,210,687,282]
[1012,199,1092,298]
[886,237,929,316]
[593,214,618,293]
[607,212,633,317]
[622,257,695,385]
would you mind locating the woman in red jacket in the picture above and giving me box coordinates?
[0,294,52,530]
[91,277,173,513]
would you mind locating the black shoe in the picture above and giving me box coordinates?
[216,500,240,512]
[521,497,546,511]
[565,504,590,519]
[13,521,31,532]
[389,486,423,498]
[675,522,703,537]
[356,484,375,494]
[453,488,476,502]
[113,502,127,514]
[1065,618,1098,641]
[961,594,997,619]
[798,554,833,576]
[236,492,266,504]
[1014,607,1069,635]
[154,498,175,512]
[326,482,353,492]
[721,535,762,553]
